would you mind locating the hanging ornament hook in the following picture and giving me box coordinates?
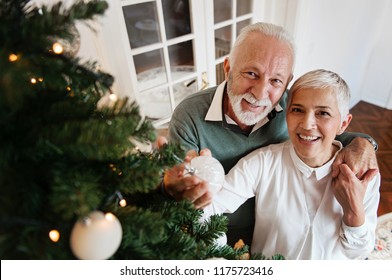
[171,154,197,175]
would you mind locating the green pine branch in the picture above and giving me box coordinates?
[0,0,285,260]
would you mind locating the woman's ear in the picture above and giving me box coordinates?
[337,113,353,135]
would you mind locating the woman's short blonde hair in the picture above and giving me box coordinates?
[289,69,351,119]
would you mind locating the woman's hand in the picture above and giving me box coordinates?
[332,163,378,226]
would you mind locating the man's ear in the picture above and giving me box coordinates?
[288,73,294,84]
[223,57,230,80]
[284,74,294,92]
[337,114,353,135]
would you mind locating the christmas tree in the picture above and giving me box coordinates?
[0,0,243,260]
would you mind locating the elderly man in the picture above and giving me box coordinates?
[161,22,378,247]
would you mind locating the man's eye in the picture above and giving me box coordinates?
[271,79,283,87]
[241,72,258,79]
[318,111,331,117]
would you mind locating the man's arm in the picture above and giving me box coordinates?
[336,131,378,150]
[333,132,378,180]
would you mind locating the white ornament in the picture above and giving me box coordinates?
[70,211,122,260]
[190,156,225,194]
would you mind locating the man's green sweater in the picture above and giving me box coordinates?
[168,84,288,246]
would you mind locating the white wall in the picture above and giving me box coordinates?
[357,1,392,109]
[266,0,392,109]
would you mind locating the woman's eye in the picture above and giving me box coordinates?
[291,107,302,113]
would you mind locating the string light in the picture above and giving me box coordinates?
[52,42,64,54]
[115,191,126,207]
[119,199,127,207]
[8,53,18,62]
[105,212,116,221]
[49,229,60,242]
[116,191,127,207]
[109,93,118,102]
[109,163,117,172]
[104,190,127,208]
[30,77,44,84]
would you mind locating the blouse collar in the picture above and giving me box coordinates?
[289,141,343,180]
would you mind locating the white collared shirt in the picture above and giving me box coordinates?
[204,81,283,134]
[203,140,380,259]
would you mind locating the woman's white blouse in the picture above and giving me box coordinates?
[203,141,380,259]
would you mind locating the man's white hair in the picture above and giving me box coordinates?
[229,22,296,71]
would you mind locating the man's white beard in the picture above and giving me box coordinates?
[227,90,273,126]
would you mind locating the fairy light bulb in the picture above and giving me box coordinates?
[52,42,64,54]
[119,199,127,207]
[49,229,60,242]
[105,212,115,221]
[9,53,18,62]
[109,93,117,102]
[115,191,126,207]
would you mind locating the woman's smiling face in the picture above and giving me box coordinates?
[286,87,351,167]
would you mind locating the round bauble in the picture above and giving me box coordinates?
[70,211,122,260]
[190,155,225,194]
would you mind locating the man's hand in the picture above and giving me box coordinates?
[332,137,378,180]
[156,136,214,209]
[163,162,212,209]
[332,164,378,226]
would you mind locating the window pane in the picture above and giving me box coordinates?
[168,40,194,79]
[236,19,251,37]
[216,62,225,85]
[137,87,171,120]
[174,78,198,106]
[135,49,166,91]
[236,0,252,17]
[162,0,191,39]
[215,26,231,59]
[123,2,161,48]
[214,0,232,23]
